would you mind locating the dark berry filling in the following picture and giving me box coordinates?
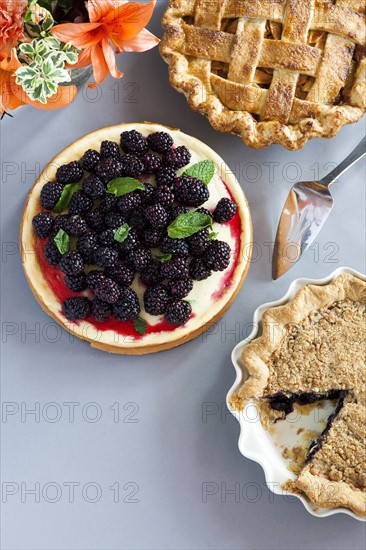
[267,390,347,464]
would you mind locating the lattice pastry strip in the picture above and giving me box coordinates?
[261,0,315,123]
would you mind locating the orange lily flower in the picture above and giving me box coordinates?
[0,50,77,116]
[51,0,159,89]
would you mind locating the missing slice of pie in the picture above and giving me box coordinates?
[231,273,366,516]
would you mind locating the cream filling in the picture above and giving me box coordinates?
[21,122,252,350]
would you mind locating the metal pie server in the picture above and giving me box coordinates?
[272,136,366,280]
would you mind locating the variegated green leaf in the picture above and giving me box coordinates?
[19,43,35,56]
[42,15,54,33]
[45,37,61,50]
[64,51,78,65]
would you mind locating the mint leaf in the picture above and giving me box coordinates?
[155,253,172,263]
[133,317,147,335]
[54,229,69,255]
[209,231,218,240]
[183,160,215,185]
[168,212,212,239]
[107,177,144,196]
[114,223,131,243]
[53,182,82,213]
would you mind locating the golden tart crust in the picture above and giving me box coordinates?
[231,273,366,516]
[160,0,366,149]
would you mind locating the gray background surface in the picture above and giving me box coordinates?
[1,4,365,549]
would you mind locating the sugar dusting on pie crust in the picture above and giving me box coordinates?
[231,273,366,516]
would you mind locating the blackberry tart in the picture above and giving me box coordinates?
[21,123,252,354]
[231,273,366,516]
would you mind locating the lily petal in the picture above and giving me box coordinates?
[118,28,159,52]
[105,0,156,42]
[102,38,123,79]
[88,43,110,88]
[51,23,103,48]
[88,0,128,23]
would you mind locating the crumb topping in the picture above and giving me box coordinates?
[307,394,366,491]
[266,299,366,394]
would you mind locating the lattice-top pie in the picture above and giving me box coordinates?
[161,0,366,149]
[231,273,366,516]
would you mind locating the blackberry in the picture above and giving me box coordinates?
[144,204,168,229]
[160,236,189,256]
[60,251,84,276]
[40,181,63,210]
[196,207,213,220]
[100,194,117,213]
[115,228,139,254]
[92,298,113,322]
[85,208,105,232]
[98,228,116,246]
[82,174,105,200]
[76,233,98,263]
[214,198,237,223]
[143,153,163,174]
[44,238,62,266]
[113,287,141,321]
[93,246,118,267]
[120,154,144,177]
[189,258,211,281]
[104,211,127,229]
[82,149,101,172]
[160,256,189,280]
[128,209,147,232]
[143,284,169,315]
[164,146,191,169]
[120,130,148,156]
[68,190,93,215]
[32,212,54,239]
[62,297,91,321]
[187,228,210,257]
[53,214,70,234]
[127,247,152,271]
[65,273,87,292]
[105,264,135,287]
[100,140,120,159]
[168,205,189,223]
[94,277,121,304]
[153,185,174,208]
[64,215,88,237]
[117,192,142,216]
[204,240,231,271]
[56,161,83,184]
[141,228,164,248]
[86,270,105,292]
[167,278,193,299]
[147,131,173,154]
[140,260,163,286]
[165,299,192,325]
[95,157,123,182]
[137,182,154,205]
[173,176,209,206]
[155,166,176,187]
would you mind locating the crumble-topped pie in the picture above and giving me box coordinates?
[160,0,366,149]
[231,273,366,516]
